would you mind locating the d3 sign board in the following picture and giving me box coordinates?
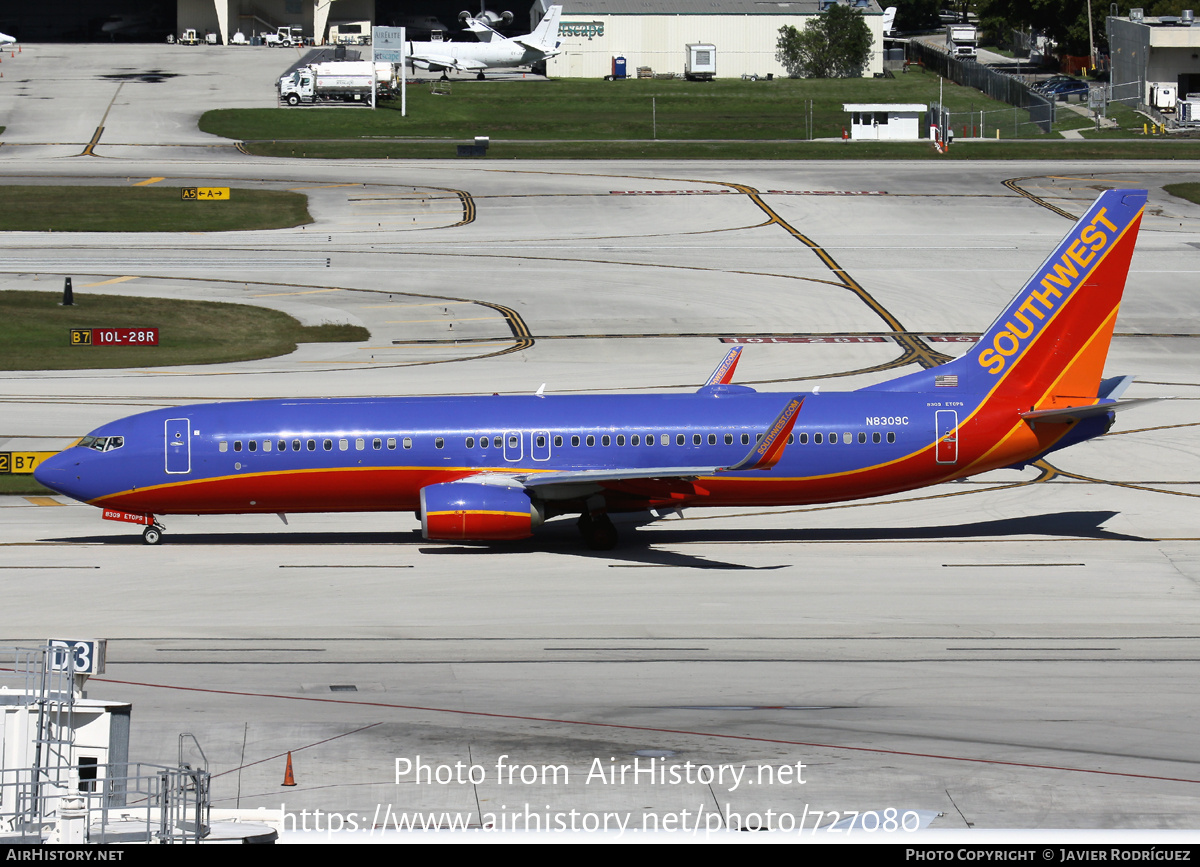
[48,639,107,675]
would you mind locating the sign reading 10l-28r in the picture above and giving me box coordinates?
[70,328,159,346]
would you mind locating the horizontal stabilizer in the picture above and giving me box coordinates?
[1019,397,1162,424]
[1098,375,1136,400]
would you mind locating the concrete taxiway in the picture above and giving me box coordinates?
[0,45,1199,837]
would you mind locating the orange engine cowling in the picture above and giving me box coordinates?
[419,482,543,541]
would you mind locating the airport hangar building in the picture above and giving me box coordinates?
[532,0,886,79]
[172,0,884,79]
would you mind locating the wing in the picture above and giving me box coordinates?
[701,346,743,387]
[460,395,804,498]
[408,52,488,72]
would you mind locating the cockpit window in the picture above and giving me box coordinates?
[79,435,124,452]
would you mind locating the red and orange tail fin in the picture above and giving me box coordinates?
[866,189,1146,408]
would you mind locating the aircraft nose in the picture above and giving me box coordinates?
[33,450,80,496]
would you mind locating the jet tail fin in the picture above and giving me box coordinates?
[864,189,1146,411]
[520,4,561,52]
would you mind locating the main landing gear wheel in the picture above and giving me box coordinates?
[477,72,486,80]
[578,512,618,551]
[142,525,163,545]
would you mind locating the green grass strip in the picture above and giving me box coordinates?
[1164,182,1200,205]
[0,291,368,370]
[0,187,312,232]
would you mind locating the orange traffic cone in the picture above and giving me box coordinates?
[282,751,297,786]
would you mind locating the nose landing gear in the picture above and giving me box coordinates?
[142,521,165,545]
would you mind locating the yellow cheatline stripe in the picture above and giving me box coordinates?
[24,497,62,506]
[133,177,165,186]
[251,288,342,298]
[81,276,137,287]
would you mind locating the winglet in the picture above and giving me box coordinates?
[722,397,803,471]
[702,346,743,388]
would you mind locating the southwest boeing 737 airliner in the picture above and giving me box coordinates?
[35,190,1153,549]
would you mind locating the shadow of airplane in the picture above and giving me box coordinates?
[48,510,1146,569]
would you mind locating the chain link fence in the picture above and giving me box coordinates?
[908,40,1055,135]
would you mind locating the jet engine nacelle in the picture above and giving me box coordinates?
[420,482,542,541]
[460,9,513,25]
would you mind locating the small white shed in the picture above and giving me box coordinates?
[843,103,927,141]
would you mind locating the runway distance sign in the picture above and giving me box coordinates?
[181,187,230,200]
[71,328,159,346]
[0,452,56,474]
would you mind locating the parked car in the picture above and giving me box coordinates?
[1042,79,1090,101]
[1032,75,1076,93]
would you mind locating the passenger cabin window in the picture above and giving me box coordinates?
[660,434,669,446]
[571,436,580,447]
[233,441,242,452]
[815,433,823,444]
[355,438,364,451]
[616,435,625,446]
[858,432,866,444]
[586,435,595,447]
[373,438,382,450]
[799,433,808,444]
[632,435,640,446]
[676,434,685,446]
[219,441,228,453]
[873,432,881,443]
[602,435,610,447]
[435,437,445,449]
[401,438,410,449]
[466,437,475,448]
[553,435,563,447]
[692,434,701,446]
[248,441,257,452]
[323,439,333,451]
[887,432,896,443]
[741,434,750,445]
[307,440,316,451]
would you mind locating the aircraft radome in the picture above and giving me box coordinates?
[35,190,1155,550]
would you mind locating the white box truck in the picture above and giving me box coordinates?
[945,24,978,59]
[684,44,716,81]
[278,61,395,106]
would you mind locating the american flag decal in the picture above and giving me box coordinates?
[935,374,959,387]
